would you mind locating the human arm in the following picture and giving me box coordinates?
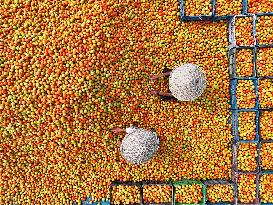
[149,71,172,81]
[149,90,173,97]
[112,125,138,134]
[158,91,173,97]
[112,127,126,134]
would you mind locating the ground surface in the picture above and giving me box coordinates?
[1,0,270,204]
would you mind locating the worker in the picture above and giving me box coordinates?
[149,63,206,101]
[112,125,159,165]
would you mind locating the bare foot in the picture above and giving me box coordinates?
[112,127,124,134]
[149,90,159,96]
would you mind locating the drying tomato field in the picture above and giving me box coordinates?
[0,0,273,204]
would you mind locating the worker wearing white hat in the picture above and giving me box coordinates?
[150,63,206,101]
[112,125,159,165]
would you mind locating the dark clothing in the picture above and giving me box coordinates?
[163,67,172,73]
[158,67,177,101]
[159,95,177,101]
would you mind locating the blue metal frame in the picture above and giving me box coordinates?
[179,0,246,21]
[179,0,273,21]
[179,0,215,21]
[242,0,248,14]
[228,14,273,205]
[80,198,110,205]
[96,180,174,205]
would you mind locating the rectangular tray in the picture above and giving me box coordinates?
[110,181,142,205]
[142,181,174,205]
[228,46,257,79]
[230,79,259,110]
[204,180,236,204]
[180,0,246,21]
[228,15,257,48]
[237,172,260,204]
[173,180,206,205]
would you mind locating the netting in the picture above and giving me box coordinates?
[169,64,206,101]
[120,128,160,165]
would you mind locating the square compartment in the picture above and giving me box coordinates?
[238,111,257,141]
[257,47,273,77]
[142,182,173,205]
[260,111,273,140]
[236,79,257,109]
[206,183,235,204]
[238,173,258,204]
[181,0,213,17]
[258,79,273,109]
[260,142,273,171]
[231,110,260,143]
[237,142,258,172]
[256,14,273,46]
[248,2,273,14]
[228,47,255,78]
[110,182,142,205]
[229,15,256,47]
[173,180,206,205]
[259,173,273,203]
[215,0,243,16]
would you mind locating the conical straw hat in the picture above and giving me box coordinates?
[169,63,206,101]
[120,128,160,165]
